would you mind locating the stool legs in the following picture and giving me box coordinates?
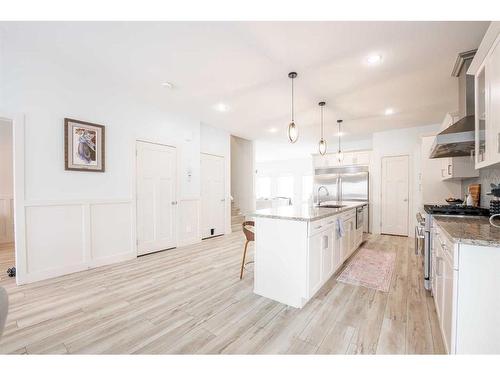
[240,240,250,280]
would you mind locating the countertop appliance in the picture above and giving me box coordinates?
[314,165,369,232]
[418,204,489,291]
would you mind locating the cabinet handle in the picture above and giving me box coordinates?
[436,256,443,277]
[448,164,452,176]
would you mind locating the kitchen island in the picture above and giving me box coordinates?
[251,201,367,308]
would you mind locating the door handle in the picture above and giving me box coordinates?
[403,198,408,202]
[171,201,178,205]
[220,198,226,202]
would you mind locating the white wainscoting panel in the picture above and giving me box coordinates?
[178,199,200,247]
[90,202,134,265]
[22,199,135,283]
[25,204,86,275]
[0,196,14,244]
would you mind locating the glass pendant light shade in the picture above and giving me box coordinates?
[287,72,298,143]
[319,138,327,155]
[336,119,343,162]
[337,149,344,162]
[288,121,298,143]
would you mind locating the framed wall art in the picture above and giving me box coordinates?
[64,118,105,172]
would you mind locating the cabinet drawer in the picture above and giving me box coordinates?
[434,225,456,269]
[341,209,356,221]
[308,218,333,237]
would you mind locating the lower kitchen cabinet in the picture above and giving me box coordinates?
[432,223,500,354]
[340,215,357,262]
[308,230,324,298]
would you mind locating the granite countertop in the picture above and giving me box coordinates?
[433,215,500,247]
[250,201,367,222]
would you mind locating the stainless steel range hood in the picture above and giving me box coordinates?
[429,50,477,159]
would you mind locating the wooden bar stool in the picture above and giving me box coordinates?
[240,221,255,279]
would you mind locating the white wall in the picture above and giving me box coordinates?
[200,123,232,234]
[0,28,232,283]
[371,124,440,236]
[0,119,14,244]
[230,135,255,214]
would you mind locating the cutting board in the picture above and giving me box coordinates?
[468,184,481,207]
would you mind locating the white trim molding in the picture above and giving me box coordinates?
[21,198,135,284]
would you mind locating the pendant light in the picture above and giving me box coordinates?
[318,101,327,155]
[336,119,344,162]
[287,72,299,143]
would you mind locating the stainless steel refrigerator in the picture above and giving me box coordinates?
[313,165,370,231]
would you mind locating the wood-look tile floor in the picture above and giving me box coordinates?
[0,232,445,354]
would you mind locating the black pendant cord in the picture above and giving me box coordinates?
[320,105,324,139]
[337,120,342,153]
[291,77,294,123]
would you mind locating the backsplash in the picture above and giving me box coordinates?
[462,166,500,208]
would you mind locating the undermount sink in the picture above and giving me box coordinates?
[316,204,346,209]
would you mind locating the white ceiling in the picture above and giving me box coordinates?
[1,21,490,147]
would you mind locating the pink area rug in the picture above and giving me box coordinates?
[336,248,396,292]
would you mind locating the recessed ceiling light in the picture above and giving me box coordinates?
[385,108,394,115]
[268,127,278,133]
[161,82,174,88]
[214,103,229,112]
[367,54,382,65]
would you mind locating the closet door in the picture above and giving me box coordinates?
[136,141,177,255]
[201,153,226,238]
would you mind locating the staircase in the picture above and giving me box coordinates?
[231,202,245,232]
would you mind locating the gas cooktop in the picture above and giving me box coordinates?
[424,204,489,216]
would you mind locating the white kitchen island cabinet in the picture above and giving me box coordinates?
[252,201,366,308]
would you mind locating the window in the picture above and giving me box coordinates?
[302,175,313,202]
[256,177,271,199]
[276,175,294,199]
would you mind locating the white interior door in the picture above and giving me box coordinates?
[381,155,409,236]
[201,153,225,239]
[136,141,177,255]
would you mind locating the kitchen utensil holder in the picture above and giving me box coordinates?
[490,200,500,215]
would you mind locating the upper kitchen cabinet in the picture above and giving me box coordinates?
[438,113,479,180]
[469,22,500,168]
[312,150,371,169]
[440,156,478,180]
